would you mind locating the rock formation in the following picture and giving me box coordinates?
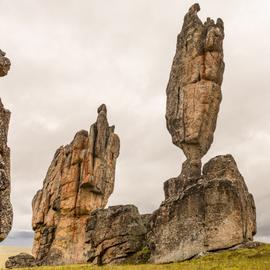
[30,104,120,265]
[5,3,258,267]
[0,50,12,242]
[85,205,149,265]
[166,3,224,180]
[148,4,256,264]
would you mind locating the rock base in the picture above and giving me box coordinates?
[148,155,256,263]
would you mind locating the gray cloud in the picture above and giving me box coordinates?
[0,0,269,245]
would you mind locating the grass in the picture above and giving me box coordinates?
[1,244,270,270]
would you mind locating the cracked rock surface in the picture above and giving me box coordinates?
[166,3,224,177]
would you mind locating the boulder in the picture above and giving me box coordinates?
[5,253,36,269]
[85,205,149,265]
[148,155,256,263]
[29,104,120,265]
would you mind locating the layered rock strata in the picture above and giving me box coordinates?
[30,104,120,265]
[85,205,149,265]
[166,3,224,179]
[0,50,12,242]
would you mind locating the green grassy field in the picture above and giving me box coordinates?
[1,244,270,270]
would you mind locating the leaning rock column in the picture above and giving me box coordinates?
[31,104,120,266]
[0,50,12,242]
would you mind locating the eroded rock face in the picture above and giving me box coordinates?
[166,3,224,177]
[148,155,256,263]
[31,104,120,265]
[85,205,148,265]
[0,50,12,242]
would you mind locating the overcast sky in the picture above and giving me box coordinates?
[0,0,269,246]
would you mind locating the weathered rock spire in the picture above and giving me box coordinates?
[31,104,120,265]
[166,3,225,178]
[0,50,12,242]
[148,4,256,264]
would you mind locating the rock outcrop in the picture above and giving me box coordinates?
[148,3,256,264]
[166,3,224,179]
[0,50,12,242]
[30,104,120,265]
[85,205,149,265]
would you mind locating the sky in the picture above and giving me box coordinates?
[0,0,269,246]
